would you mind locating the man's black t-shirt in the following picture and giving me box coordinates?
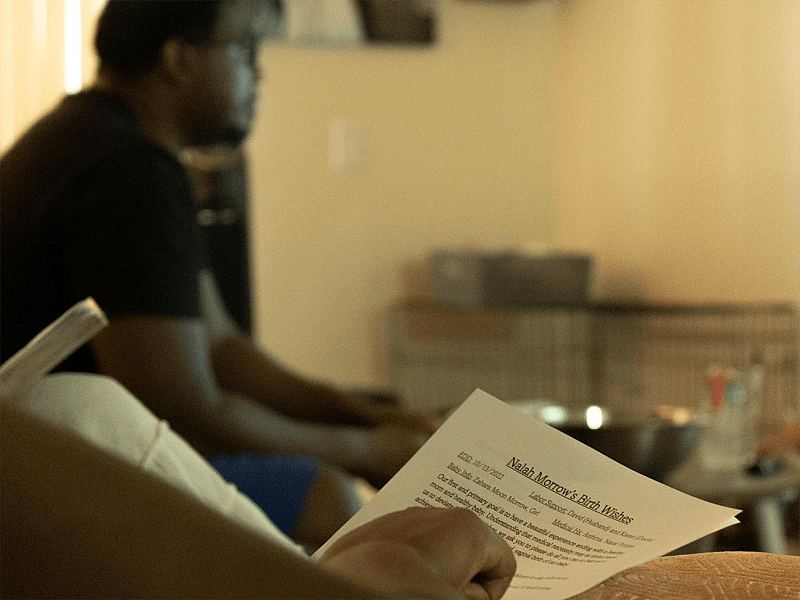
[1,89,202,372]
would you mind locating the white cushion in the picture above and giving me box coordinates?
[7,372,305,556]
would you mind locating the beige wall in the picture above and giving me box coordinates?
[247,0,557,389]
[249,0,800,391]
[554,0,800,305]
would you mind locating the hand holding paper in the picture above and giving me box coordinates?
[321,506,516,600]
[315,389,740,600]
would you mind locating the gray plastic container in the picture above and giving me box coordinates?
[430,251,593,307]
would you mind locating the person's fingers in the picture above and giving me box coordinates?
[321,507,516,600]
[462,536,517,600]
[450,509,516,600]
[356,425,428,487]
[391,410,441,435]
[365,402,441,435]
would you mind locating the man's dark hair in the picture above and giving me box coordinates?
[95,1,283,78]
[95,0,224,77]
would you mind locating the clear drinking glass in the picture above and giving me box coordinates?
[696,363,762,471]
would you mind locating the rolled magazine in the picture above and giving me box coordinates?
[0,298,108,400]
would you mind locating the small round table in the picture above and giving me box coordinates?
[666,452,800,554]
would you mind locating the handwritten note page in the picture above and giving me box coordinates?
[314,389,740,600]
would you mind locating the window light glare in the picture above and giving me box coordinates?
[64,0,81,94]
[585,405,604,430]
[541,405,567,425]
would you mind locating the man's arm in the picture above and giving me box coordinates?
[89,271,427,484]
[199,270,437,432]
[89,313,370,463]
[1,405,515,600]
[201,268,435,485]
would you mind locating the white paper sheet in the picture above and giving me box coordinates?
[314,389,740,600]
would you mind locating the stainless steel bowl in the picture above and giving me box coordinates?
[509,400,705,482]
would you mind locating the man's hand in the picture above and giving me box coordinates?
[319,507,517,600]
[344,423,430,488]
[339,391,441,435]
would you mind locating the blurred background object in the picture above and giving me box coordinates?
[183,146,253,334]
[278,0,437,46]
[509,400,704,483]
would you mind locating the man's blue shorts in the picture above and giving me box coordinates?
[209,453,321,538]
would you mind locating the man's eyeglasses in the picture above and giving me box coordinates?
[189,36,262,68]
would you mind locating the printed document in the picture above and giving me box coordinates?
[314,389,740,600]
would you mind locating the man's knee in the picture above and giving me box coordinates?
[294,465,370,549]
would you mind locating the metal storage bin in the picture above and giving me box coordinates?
[430,251,593,308]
